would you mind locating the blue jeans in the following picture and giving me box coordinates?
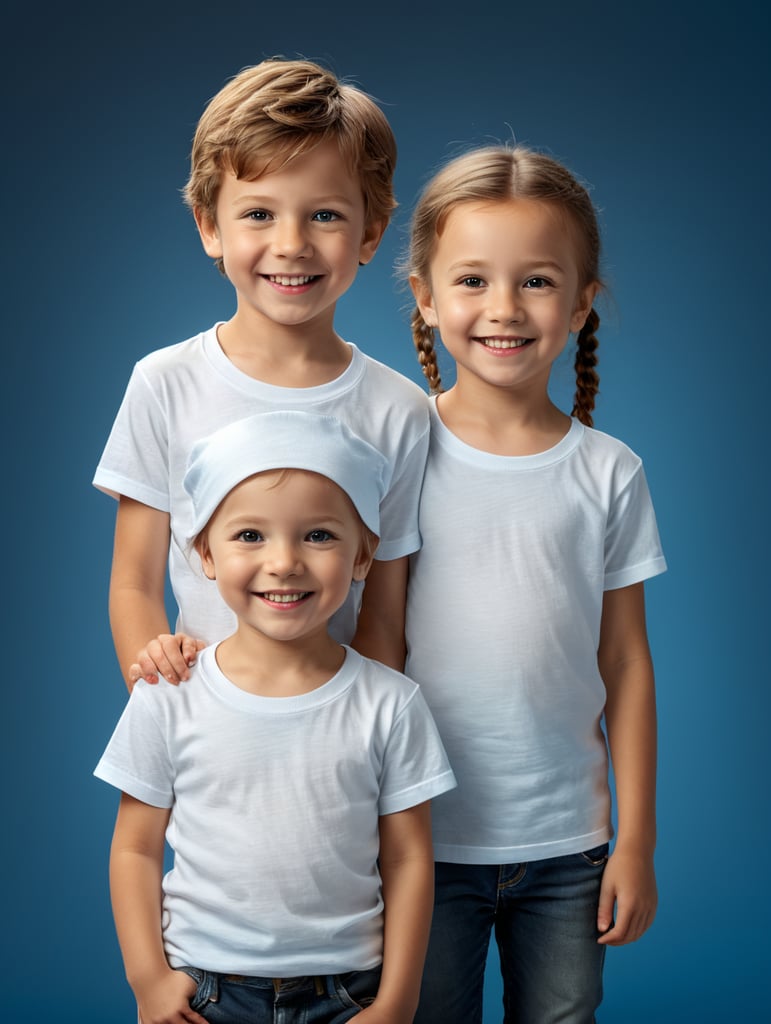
[415,847,608,1024]
[178,966,382,1023]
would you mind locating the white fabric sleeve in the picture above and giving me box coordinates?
[378,687,456,815]
[93,685,174,808]
[374,424,429,562]
[92,363,171,511]
[604,462,667,590]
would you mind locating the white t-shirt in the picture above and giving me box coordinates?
[93,326,429,644]
[405,404,667,865]
[94,645,456,976]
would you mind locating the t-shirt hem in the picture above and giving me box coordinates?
[379,769,457,816]
[92,469,170,512]
[373,531,423,562]
[94,761,172,808]
[605,555,667,590]
[432,825,612,864]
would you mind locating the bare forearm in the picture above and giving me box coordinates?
[352,557,408,671]
[110,846,168,988]
[370,805,435,1021]
[604,655,657,853]
[110,586,172,688]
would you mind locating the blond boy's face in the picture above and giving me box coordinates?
[195,140,385,340]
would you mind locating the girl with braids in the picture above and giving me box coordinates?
[403,146,667,1024]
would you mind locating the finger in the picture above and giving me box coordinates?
[130,662,158,686]
[596,876,616,936]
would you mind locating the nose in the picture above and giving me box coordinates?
[271,217,312,259]
[265,538,303,578]
[487,285,523,324]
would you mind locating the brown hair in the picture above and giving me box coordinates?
[405,146,603,426]
[184,58,397,272]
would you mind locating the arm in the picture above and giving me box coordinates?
[109,497,201,689]
[360,802,434,1023]
[596,581,658,945]
[352,557,408,670]
[110,794,207,1024]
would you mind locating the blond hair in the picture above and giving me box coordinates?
[405,146,603,426]
[184,57,397,260]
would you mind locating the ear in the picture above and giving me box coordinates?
[352,534,378,582]
[358,217,389,266]
[194,207,223,260]
[570,281,600,333]
[196,538,216,580]
[352,550,375,583]
[409,274,439,328]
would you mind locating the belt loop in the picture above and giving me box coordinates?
[273,978,282,993]
[314,976,325,996]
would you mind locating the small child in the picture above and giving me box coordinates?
[402,146,667,1023]
[95,410,456,1024]
[94,58,428,686]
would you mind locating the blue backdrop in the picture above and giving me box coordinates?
[4,1,769,1020]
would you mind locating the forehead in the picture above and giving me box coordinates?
[437,199,573,256]
[225,137,363,197]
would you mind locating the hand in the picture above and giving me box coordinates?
[597,846,657,945]
[134,967,208,1024]
[129,634,206,687]
[353,1002,415,1024]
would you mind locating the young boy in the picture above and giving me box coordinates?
[95,410,456,1024]
[94,58,428,687]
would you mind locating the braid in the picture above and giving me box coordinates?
[571,307,600,427]
[411,307,443,394]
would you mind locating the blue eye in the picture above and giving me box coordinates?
[307,529,334,543]
[237,530,263,542]
[246,210,270,221]
[312,210,339,223]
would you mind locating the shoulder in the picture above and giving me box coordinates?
[577,423,645,476]
[132,328,213,379]
[355,350,430,409]
[348,650,421,704]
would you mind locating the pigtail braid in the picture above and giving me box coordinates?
[571,307,600,427]
[411,307,443,394]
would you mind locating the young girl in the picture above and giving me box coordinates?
[94,410,455,1024]
[402,146,667,1023]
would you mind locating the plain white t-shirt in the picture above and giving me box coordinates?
[94,645,456,975]
[405,404,666,864]
[93,326,429,644]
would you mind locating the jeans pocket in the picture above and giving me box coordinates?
[579,842,610,867]
[176,966,219,1011]
[334,967,382,1010]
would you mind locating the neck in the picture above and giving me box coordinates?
[438,370,571,456]
[215,627,345,697]
[217,312,352,387]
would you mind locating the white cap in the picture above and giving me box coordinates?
[183,411,387,540]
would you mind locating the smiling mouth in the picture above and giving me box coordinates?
[259,591,312,604]
[477,337,534,350]
[265,274,319,286]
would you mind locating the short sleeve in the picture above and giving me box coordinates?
[93,684,174,807]
[604,463,667,590]
[92,362,171,511]
[374,424,429,562]
[378,687,456,815]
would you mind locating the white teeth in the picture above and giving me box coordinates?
[482,337,531,349]
[268,275,314,286]
[263,592,308,603]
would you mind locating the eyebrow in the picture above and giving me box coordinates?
[229,191,358,209]
[447,258,567,274]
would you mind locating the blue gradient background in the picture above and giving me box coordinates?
[4,1,769,1020]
